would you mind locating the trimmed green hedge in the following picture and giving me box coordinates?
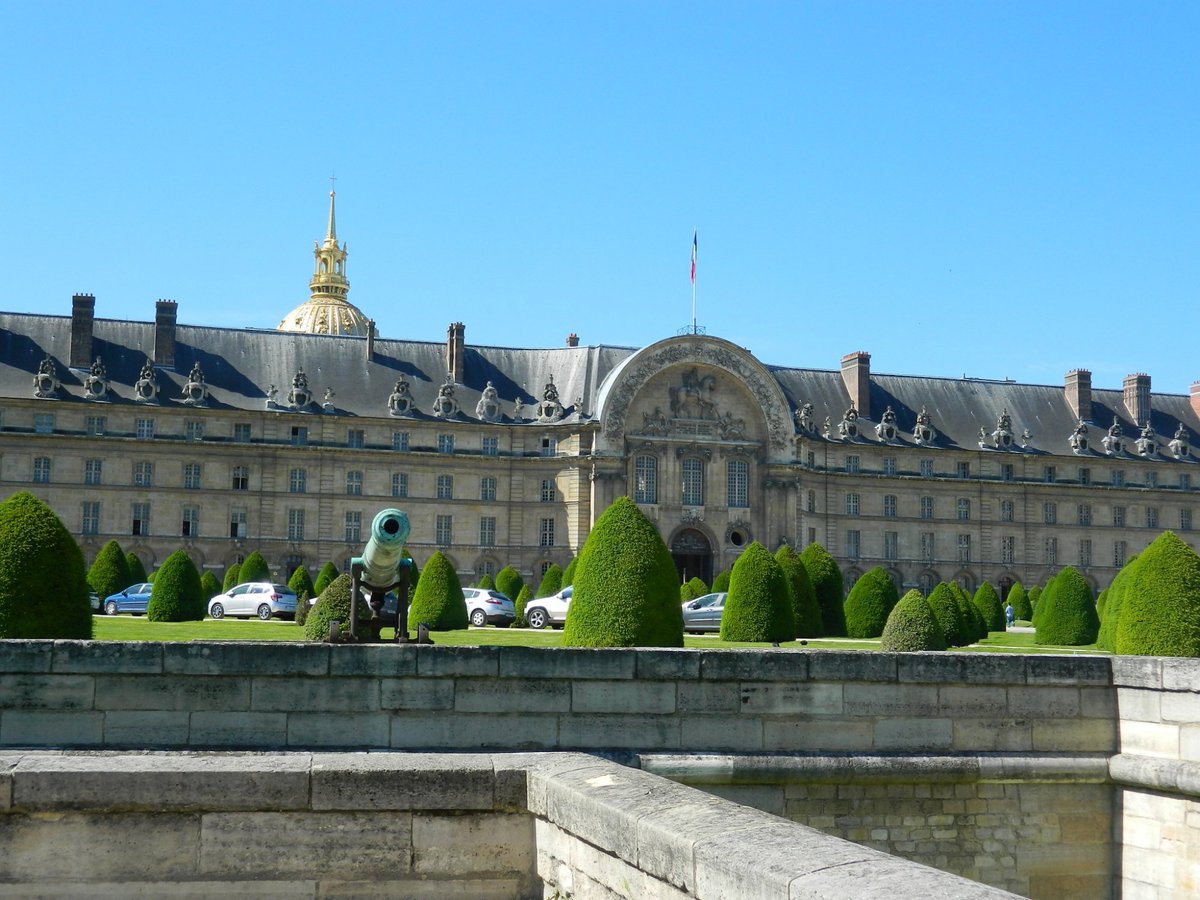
[711,569,731,593]
[721,542,795,643]
[0,491,92,639]
[1028,585,1042,615]
[1007,582,1032,621]
[1096,562,1134,652]
[314,562,339,596]
[147,550,205,622]
[926,582,966,647]
[561,557,578,587]
[222,563,241,592]
[88,540,130,600]
[843,566,899,639]
[408,551,469,631]
[880,589,947,652]
[513,583,532,627]
[537,564,563,599]
[288,565,315,602]
[973,581,1005,632]
[1035,565,1099,646]
[200,571,222,601]
[953,583,986,643]
[680,581,698,602]
[563,496,682,647]
[477,573,495,590]
[305,574,368,640]
[800,543,846,637]
[775,545,822,638]
[239,551,270,584]
[126,552,148,585]
[687,576,708,598]
[495,566,525,603]
[1115,532,1200,657]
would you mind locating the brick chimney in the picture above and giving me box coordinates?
[365,319,375,360]
[154,300,177,367]
[840,351,871,420]
[1065,369,1092,422]
[1191,381,1200,420]
[566,333,579,347]
[446,322,465,383]
[69,293,95,368]
[1123,373,1151,426]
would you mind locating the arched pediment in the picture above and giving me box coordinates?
[594,335,794,460]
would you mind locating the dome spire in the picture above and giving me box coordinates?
[324,178,338,246]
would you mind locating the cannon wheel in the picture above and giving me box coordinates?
[210,602,224,619]
[470,609,487,627]
[257,604,273,621]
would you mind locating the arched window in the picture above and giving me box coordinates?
[634,455,657,504]
[682,457,704,506]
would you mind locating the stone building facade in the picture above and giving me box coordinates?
[1,195,1198,593]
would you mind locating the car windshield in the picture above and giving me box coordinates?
[693,593,723,608]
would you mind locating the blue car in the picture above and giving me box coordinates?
[103,583,154,616]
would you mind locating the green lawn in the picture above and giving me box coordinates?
[89,614,1104,653]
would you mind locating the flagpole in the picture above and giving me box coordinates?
[690,230,697,335]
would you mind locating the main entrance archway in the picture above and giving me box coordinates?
[671,528,713,587]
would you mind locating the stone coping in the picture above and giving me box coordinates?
[0,750,1019,899]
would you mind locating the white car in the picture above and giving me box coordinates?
[209,583,298,620]
[463,588,517,627]
[523,585,572,629]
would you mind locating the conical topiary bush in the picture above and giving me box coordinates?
[407,550,469,631]
[1007,582,1032,622]
[288,565,316,602]
[537,564,563,598]
[477,573,495,590]
[973,581,1005,633]
[721,542,795,643]
[314,562,339,596]
[926,582,966,647]
[843,566,899,639]
[880,589,947,652]
[1035,565,1099,646]
[1116,532,1200,657]
[800,543,846,637]
[305,574,370,640]
[88,539,131,601]
[561,557,578,587]
[563,496,682,647]
[126,551,148,585]
[147,550,205,622]
[680,581,698,602]
[495,566,525,603]
[711,569,731,593]
[513,583,532,627]
[239,550,270,584]
[200,570,222,601]
[955,583,987,643]
[1097,559,1137,653]
[775,545,822,638]
[222,562,241,592]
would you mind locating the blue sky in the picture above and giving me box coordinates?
[5,2,1197,394]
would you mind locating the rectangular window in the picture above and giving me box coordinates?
[920,459,934,478]
[1000,499,1014,522]
[540,517,556,547]
[541,478,556,503]
[806,451,816,469]
[1079,467,1091,485]
[1044,502,1057,525]
[184,463,202,489]
[846,529,861,560]
[1000,463,1014,482]
[480,476,497,501]
[438,434,455,454]
[233,423,252,443]
[883,457,896,477]
[289,468,307,493]
[808,527,817,546]
[32,456,51,483]
[682,457,704,506]
[920,496,934,520]
[86,415,105,436]
[34,413,54,434]
[232,466,249,491]
[392,431,409,452]
[883,495,897,518]
[287,509,305,541]
[136,418,154,440]
[957,461,970,479]
[1044,537,1058,566]
[132,503,150,536]
[392,473,408,498]
[133,461,153,487]
[436,474,454,500]
[1182,474,1193,490]
[1114,540,1127,567]
[1001,535,1015,565]
[290,426,308,447]
[344,511,362,543]
[479,516,496,548]
[957,498,971,521]
[1183,509,1193,532]
[81,501,100,535]
[845,493,860,516]
[84,458,102,486]
[345,470,363,495]
[884,531,898,561]
[1146,471,1158,488]
[230,508,247,539]
[181,506,199,538]
[435,514,453,546]
[540,436,557,457]
[957,533,971,564]
[806,490,816,514]
[1112,469,1125,487]
[634,456,657,504]
[186,420,204,441]
[726,461,749,508]
[845,455,860,474]
[920,532,934,564]
[1078,504,1091,526]
[1113,506,1126,527]
[1043,465,1056,483]
[1080,538,1092,567]
[347,429,365,449]
[482,436,498,456]
[1146,507,1159,529]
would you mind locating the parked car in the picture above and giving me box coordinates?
[463,588,517,627]
[103,583,154,616]
[209,583,298,620]
[682,592,727,633]
[523,585,572,630]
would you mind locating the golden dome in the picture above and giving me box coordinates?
[278,297,371,337]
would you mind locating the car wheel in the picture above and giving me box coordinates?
[210,602,225,619]
[527,608,548,630]
[257,604,273,621]
[104,601,118,616]
[470,609,487,627]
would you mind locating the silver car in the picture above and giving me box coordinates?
[463,588,517,627]
[209,583,298,620]
[682,592,727,633]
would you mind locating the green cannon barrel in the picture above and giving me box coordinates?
[355,508,411,590]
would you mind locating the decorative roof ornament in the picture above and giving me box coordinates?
[265,384,279,408]
[875,405,898,443]
[83,357,108,401]
[1169,423,1192,460]
[793,401,815,435]
[822,416,832,439]
[475,381,502,423]
[535,375,564,422]
[32,356,60,400]
[322,386,336,412]
[180,362,208,406]
[1102,416,1126,455]
[1136,422,1159,457]
[134,358,159,403]
[837,405,859,440]
[432,373,459,418]
[913,406,937,446]
[513,394,526,421]
[989,409,1015,449]
[1020,428,1033,449]
[387,377,414,417]
[1069,417,1090,454]
[287,368,313,409]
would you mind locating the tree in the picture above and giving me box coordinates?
[407,550,469,631]
[563,496,683,647]
[561,557,578,587]
[495,566,525,602]
[775,545,822,638]
[952,583,986,643]
[88,540,131,600]
[537,564,563,598]
[294,590,311,627]
[926,582,966,647]
[477,573,495,590]
[199,571,222,601]
[1036,566,1099,647]
[720,542,795,643]
[288,565,316,602]
[314,562,339,596]
[800,543,846,636]
[1032,575,1058,631]
[711,569,732,593]
[972,582,1005,632]
[687,576,708,598]
[680,581,698,603]
[1007,582,1032,621]
[147,550,205,622]
[239,551,270,584]
[125,551,148,585]
[305,574,369,641]
[843,566,899,639]
[513,584,532,627]
[880,589,947,652]
[0,491,92,639]
[1028,585,1042,614]
[1116,532,1200,657]
[222,562,241,592]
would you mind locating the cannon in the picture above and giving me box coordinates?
[348,508,414,642]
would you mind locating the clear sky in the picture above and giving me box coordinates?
[4,2,1197,394]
